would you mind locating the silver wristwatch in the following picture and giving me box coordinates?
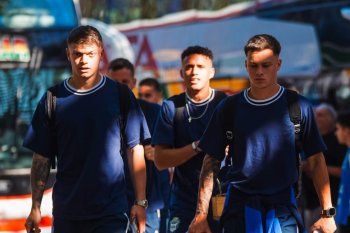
[135,199,148,209]
[192,141,201,153]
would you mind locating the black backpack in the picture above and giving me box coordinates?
[221,89,303,198]
[45,82,130,169]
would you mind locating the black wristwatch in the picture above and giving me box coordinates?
[135,199,148,209]
[320,207,336,218]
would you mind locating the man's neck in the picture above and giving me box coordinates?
[186,88,212,103]
[248,84,280,100]
[69,74,101,90]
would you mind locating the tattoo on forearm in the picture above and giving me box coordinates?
[196,155,220,214]
[31,153,51,207]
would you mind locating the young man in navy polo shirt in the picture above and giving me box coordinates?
[108,58,170,233]
[24,26,149,233]
[152,46,227,232]
[189,34,337,233]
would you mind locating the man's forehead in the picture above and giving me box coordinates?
[182,53,212,64]
[246,49,278,63]
[68,42,101,51]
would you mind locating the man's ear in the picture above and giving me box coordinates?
[277,59,282,71]
[180,69,184,80]
[66,48,70,61]
[209,67,215,79]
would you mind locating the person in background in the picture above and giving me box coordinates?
[137,77,171,233]
[24,26,149,233]
[108,58,169,233]
[334,110,350,233]
[302,103,347,229]
[139,78,164,104]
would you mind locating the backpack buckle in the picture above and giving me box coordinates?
[226,131,233,140]
[294,123,301,134]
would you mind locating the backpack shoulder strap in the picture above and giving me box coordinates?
[171,93,186,124]
[285,89,303,199]
[285,89,302,152]
[45,85,59,169]
[118,83,131,153]
[119,83,131,128]
[222,94,239,145]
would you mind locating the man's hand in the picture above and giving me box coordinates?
[310,217,337,233]
[144,145,155,161]
[25,207,41,233]
[130,205,146,233]
[189,213,211,233]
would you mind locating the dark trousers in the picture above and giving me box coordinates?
[53,213,129,233]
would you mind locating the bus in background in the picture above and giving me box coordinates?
[0,0,79,232]
[0,1,135,232]
[114,0,321,97]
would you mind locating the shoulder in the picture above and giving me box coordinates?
[222,91,243,106]
[168,92,186,108]
[213,90,228,100]
[138,99,161,112]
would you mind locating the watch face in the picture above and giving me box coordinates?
[329,207,336,216]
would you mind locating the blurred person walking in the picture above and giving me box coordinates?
[24,26,149,233]
[302,103,347,229]
[139,78,164,104]
[108,58,170,233]
[137,77,171,233]
[334,111,350,233]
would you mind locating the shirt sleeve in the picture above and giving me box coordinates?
[198,99,227,161]
[124,88,151,149]
[23,94,55,158]
[300,97,327,158]
[151,99,176,147]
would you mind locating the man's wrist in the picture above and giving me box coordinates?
[134,199,148,209]
[192,141,202,153]
[320,207,336,218]
[195,209,208,216]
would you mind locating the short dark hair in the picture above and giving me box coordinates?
[181,46,213,61]
[139,78,161,92]
[108,58,135,76]
[244,34,281,56]
[337,110,350,128]
[67,25,103,47]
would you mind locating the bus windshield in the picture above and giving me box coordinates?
[0,0,78,171]
[0,0,78,29]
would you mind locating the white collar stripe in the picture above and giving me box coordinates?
[186,89,215,106]
[244,86,285,106]
[64,76,106,96]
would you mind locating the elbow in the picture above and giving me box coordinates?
[308,152,326,172]
[154,150,167,170]
[154,155,167,171]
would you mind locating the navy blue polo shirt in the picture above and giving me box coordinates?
[23,76,150,220]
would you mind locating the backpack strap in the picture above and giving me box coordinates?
[118,83,131,154]
[45,85,59,169]
[222,94,239,146]
[172,93,187,125]
[285,89,303,199]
